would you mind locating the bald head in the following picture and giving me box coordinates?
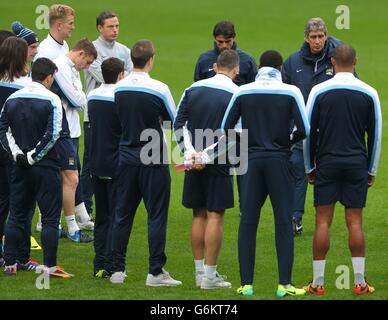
[332,44,356,68]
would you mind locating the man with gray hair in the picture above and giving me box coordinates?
[282,17,342,236]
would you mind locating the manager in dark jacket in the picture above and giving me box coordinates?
[282,17,342,235]
[194,21,257,86]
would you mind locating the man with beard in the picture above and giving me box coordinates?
[194,21,257,86]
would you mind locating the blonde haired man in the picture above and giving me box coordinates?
[35,4,75,61]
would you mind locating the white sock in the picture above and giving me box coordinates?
[312,260,326,286]
[194,259,204,273]
[75,203,90,223]
[65,215,79,236]
[352,257,366,285]
[204,265,217,279]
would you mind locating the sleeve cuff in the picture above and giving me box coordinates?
[26,151,36,165]
[306,167,315,174]
[201,152,211,164]
[184,150,195,161]
[12,151,24,162]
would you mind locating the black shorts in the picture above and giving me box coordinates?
[55,137,78,170]
[182,171,234,212]
[314,166,368,208]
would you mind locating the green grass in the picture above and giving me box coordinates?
[0,0,388,300]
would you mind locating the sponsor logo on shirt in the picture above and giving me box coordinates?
[326,68,334,76]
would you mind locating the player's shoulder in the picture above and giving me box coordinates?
[352,77,378,97]
[148,76,171,94]
[53,54,67,66]
[115,41,130,52]
[38,86,62,106]
[13,76,32,87]
[88,84,115,100]
[192,76,238,95]
[87,86,101,98]
[236,48,256,64]
[197,49,217,62]
[280,82,304,96]
[231,81,260,98]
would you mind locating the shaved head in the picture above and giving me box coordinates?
[333,44,356,67]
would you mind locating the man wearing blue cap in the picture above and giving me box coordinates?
[11,21,39,64]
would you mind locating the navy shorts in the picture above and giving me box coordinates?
[55,137,78,170]
[314,166,368,208]
[183,171,234,212]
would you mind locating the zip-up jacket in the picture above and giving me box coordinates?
[222,67,309,159]
[174,73,238,175]
[282,36,342,102]
[52,55,86,138]
[0,82,63,168]
[304,72,382,176]
[194,42,257,86]
[0,76,32,165]
[88,84,121,178]
[114,72,176,167]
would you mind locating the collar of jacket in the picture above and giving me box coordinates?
[97,36,116,48]
[299,36,341,62]
[213,41,237,54]
[256,67,282,82]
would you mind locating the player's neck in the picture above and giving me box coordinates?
[49,30,66,45]
[217,71,234,80]
[133,68,149,74]
[334,66,354,73]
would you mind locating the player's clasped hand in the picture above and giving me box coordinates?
[367,175,375,188]
[186,153,206,171]
[16,153,30,167]
[307,170,315,184]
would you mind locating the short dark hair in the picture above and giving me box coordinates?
[0,37,28,81]
[96,11,117,27]
[71,38,98,59]
[213,21,236,38]
[216,49,240,71]
[333,44,356,67]
[31,58,58,82]
[0,30,14,47]
[131,40,155,68]
[259,50,283,69]
[101,57,124,84]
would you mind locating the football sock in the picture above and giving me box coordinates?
[352,257,366,285]
[65,215,79,236]
[204,265,216,279]
[75,202,91,223]
[195,259,204,273]
[312,260,326,286]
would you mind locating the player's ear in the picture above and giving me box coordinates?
[353,57,357,67]
[331,57,335,66]
[213,63,218,73]
[117,71,125,82]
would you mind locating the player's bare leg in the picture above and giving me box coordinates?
[191,208,206,286]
